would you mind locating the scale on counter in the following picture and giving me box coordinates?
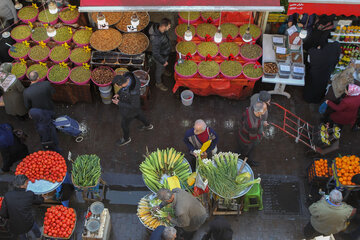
[83,201,105,237]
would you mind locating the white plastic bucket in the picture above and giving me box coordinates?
[99,85,112,94]
[181,90,194,106]
[100,91,112,98]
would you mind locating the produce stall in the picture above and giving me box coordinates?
[262,33,305,99]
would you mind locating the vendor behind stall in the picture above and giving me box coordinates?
[288,13,315,35]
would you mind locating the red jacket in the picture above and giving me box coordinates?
[328,95,360,126]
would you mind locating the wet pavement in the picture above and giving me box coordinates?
[1,58,360,240]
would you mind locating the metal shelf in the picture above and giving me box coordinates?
[331,32,360,37]
[328,39,360,45]
[90,51,146,68]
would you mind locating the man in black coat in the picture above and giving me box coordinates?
[112,72,153,146]
[23,71,55,111]
[149,18,172,91]
[0,175,44,240]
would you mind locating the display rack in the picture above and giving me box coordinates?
[90,51,146,68]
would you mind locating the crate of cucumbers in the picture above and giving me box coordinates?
[71,154,101,189]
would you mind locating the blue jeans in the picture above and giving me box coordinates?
[18,222,41,240]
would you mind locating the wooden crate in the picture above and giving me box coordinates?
[82,208,111,240]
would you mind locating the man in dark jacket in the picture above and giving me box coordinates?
[238,102,267,166]
[0,175,44,240]
[149,18,171,91]
[23,71,55,111]
[112,72,153,146]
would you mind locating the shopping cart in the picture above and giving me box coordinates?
[270,102,339,156]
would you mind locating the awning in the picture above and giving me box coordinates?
[79,0,284,12]
[287,0,360,16]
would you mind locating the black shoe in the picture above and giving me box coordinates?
[138,124,154,131]
[116,138,131,146]
[247,160,259,167]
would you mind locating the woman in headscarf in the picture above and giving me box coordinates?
[0,63,27,119]
[325,84,360,130]
[29,108,61,152]
[0,123,28,173]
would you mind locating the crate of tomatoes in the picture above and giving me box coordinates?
[43,205,76,239]
[15,150,67,183]
[307,158,333,184]
[334,155,360,188]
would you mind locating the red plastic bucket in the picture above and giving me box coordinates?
[11,25,32,42]
[47,65,70,84]
[220,61,243,79]
[12,62,27,81]
[49,46,71,64]
[70,48,91,66]
[239,43,263,62]
[174,62,198,79]
[91,66,115,87]
[242,62,263,81]
[18,6,39,23]
[28,46,50,63]
[59,7,80,24]
[178,13,200,24]
[69,66,91,85]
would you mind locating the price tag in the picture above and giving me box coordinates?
[293,66,304,74]
[85,26,92,32]
[39,41,46,48]
[287,25,297,36]
[82,63,90,70]
[0,74,16,92]
[39,62,47,67]
[68,4,77,11]
[28,22,33,29]
[276,47,287,54]
[59,62,68,68]
[207,17,213,24]
[293,36,301,45]
[83,46,91,53]
[226,34,233,42]
[98,22,109,30]
[280,64,290,72]
[228,53,235,61]
[205,54,212,61]
[185,53,192,60]
[338,20,352,26]
[205,34,212,42]
[126,25,137,32]
[32,3,38,9]
[20,58,27,65]
[22,40,30,47]
[62,43,70,49]
[272,36,284,44]
[68,27,73,34]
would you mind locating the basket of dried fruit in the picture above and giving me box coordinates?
[53,27,73,44]
[72,29,92,47]
[70,48,91,66]
[263,62,278,78]
[201,12,220,23]
[239,24,262,41]
[59,7,80,24]
[175,24,196,40]
[28,45,50,63]
[50,46,71,63]
[176,41,197,57]
[197,42,219,59]
[219,42,240,59]
[38,9,58,25]
[196,23,217,40]
[219,23,239,40]
[12,62,27,80]
[90,28,122,52]
[118,32,149,55]
[9,43,30,60]
[91,12,122,26]
[174,60,198,78]
[240,43,262,62]
[198,61,220,79]
[26,64,48,82]
[18,6,38,23]
[70,66,91,85]
[47,64,70,84]
[115,12,150,32]
[91,66,115,87]
[243,62,263,81]
[178,12,200,24]
[11,25,32,42]
[220,61,243,79]
[31,27,50,43]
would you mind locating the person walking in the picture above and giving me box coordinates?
[155,188,207,234]
[0,63,27,119]
[0,175,44,240]
[325,84,360,131]
[23,71,55,111]
[0,123,28,173]
[149,18,172,91]
[150,226,177,240]
[201,216,233,240]
[29,108,60,153]
[0,0,18,26]
[238,102,267,166]
[112,72,153,146]
[250,90,271,127]
[304,189,356,238]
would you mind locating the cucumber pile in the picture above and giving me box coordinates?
[72,154,101,187]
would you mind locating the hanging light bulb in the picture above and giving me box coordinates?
[242,12,253,42]
[299,29,308,39]
[214,27,222,43]
[97,12,106,25]
[14,0,23,10]
[184,26,193,41]
[48,1,58,14]
[47,26,56,37]
[131,13,140,28]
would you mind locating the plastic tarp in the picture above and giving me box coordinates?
[79,0,284,12]
[287,0,360,16]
